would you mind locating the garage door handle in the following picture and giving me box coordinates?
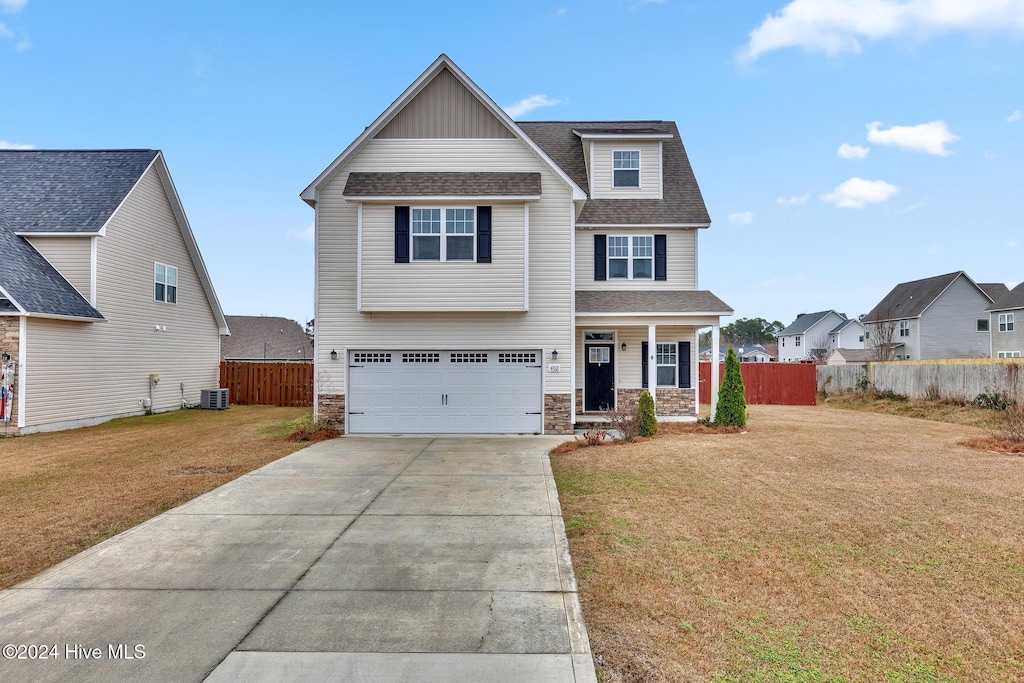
[525,411,542,415]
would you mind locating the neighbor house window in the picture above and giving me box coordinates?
[999,313,1015,332]
[997,351,1022,358]
[412,208,474,262]
[154,263,177,303]
[795,337,801,347]
[781,337,785,347]
[899,320,910,337]
[607,234,654,279]
[859,335,865,342]
[613,150,640,187]
[656,343,676,386]
[977,318,990,332]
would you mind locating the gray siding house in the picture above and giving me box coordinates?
[776,310,848,363]
[863,271,1007,360]
[987,282,1023,358]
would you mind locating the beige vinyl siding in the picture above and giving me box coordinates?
[316,138,572,394]
[575,228,695,290]
[23,167,220,430]
[576,325,698,390]
[589,140,662,199]
[376,67,514,139]
[26,236,92,301]
[360,203,525,311]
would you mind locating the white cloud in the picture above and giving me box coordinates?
[0,139,34,149]
[503,94,563,119]
[1008,241,1018,248]
[894,200,925,214]
[287,223,314,243]
[822,177,899,208]
[728,211,755,225]
[0,1,27,14]
[837,142,870,159]
[1008,109,1023,122]
[740,0,1024,62]
[777,193,810,205]
[866,120,959,156]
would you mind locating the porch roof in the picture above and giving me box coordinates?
[343,171,542,198]
[575,290,733,315]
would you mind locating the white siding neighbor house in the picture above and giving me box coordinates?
[987,282,1024,358]
[303,54,732,435]
[776,310,849,363]
[0,150,228,435]
[863,272,1007,361]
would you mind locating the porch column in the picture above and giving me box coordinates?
[647,324,657,405]
[710,323,720,421]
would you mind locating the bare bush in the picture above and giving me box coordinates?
[603,405,640,443]
[581,426,607,446]
[924,383,941,401]
[992,403,1024,445]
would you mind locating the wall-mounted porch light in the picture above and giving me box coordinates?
[620,342,627,351]
[330,349,338,360]
[551,349,558,360]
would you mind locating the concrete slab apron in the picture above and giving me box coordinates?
[0,436,596,683]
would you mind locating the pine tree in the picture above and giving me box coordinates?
[714,347,747,427]
[638,390,658,437]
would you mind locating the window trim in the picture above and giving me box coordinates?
[154,262,178,304]
[410,206,476,263]
[795,336,801,347]
[997,350,1022,358]
[899,320,911,337]
[998,312,1015,333]
[606,234,654,280]
[612,150,641,188]
[655,342,676,387]
[977,318,990,332]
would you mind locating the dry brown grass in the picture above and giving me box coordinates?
[551,405,1024,682]
[821,391,995,428]
[0,405,312,589]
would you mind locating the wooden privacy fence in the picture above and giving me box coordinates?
[699,362,817,405]
[818,359,1024,403]
[219,361,313,407]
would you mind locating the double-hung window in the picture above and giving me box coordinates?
[613,150,640,187]
[607,234,653,279]
[154,263,177,304]
[899,320,910,337]
[656,343,676,386]
[412,208,474,261]
[999,313,1015,332]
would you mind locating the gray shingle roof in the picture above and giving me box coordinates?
[221,316,312,361]
[987,281,1024,312]
[863,272,997,322]
[829,318,861,335]
[778,311,842,336]
[830,348,874,363]
[576,290,732,314]
[979,282,1010,305]
[344,172,541,197]
[517,121,711,225]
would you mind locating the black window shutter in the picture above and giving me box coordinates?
[678,341,691,388]
[476,206,492,263]
[654,234,667,281]
[594,234,607,281]
[395,206,410,263]
[641,341,649,389]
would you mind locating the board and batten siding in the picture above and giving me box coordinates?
[918,275,994,359]
[360,203,525,311]
[25,236,92,301]
[575,228,695,290]
[316,138,573,395]
[22,166,221,431]
[589,140,662,199]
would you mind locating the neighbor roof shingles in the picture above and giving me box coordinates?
[221,316,313,361]
[987,282,1024,312]
[778,311,840,336]
[863,271,991,322]
[576,290,732,314]
[343,172,542,197]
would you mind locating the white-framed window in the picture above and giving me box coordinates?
[607,234,653,279]
[899,320,910,337]
[977,318,990,332]
[997,351,1022,358]
[656,343,676,386]
[795,336,801,347]
[781,337,785,347]
[154,263,177,304]
[613,150,640,187]
[859,335,864,342]
[999,313,1015,332]
[411,207,474,262]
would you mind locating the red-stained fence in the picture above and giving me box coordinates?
[219,361,313,407]
[699,362,817,406]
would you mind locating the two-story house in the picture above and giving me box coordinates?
[776,310,849,363]
[987,282,1023,358]
[863,271,1007,360]
[0,150,228,435]
[302,55,731,435]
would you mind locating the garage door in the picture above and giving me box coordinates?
[347,350,543,434]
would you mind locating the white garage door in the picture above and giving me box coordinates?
[347,350,543,434]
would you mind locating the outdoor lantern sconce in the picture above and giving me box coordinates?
[551,349,558,360]
[330,349,338,360]
[0,352,9,362]
[620,342,627,351]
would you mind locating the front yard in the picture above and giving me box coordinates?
[0,406,311,589]
[552,405,1024,682]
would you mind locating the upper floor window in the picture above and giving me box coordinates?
[899,320,910,337]
[154,263,177,304]
[999,313,1015,332]
[412,208,474,262]
[795,336,801,347]
[613,150,640,187]
[607,235,653,279]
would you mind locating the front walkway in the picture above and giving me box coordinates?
[0,436,596,682]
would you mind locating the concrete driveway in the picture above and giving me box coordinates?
[0,436,596,682]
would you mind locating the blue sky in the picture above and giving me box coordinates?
[2,0,1022,328]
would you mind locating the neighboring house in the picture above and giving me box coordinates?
[863,271,1008,361]
[698,347,727,363]
[0,150,228,435]
[828,318,865,352]
[737,344,772,363]
[825,348,874,365]
[777,310,849,363]
[987,282,1024,358]
[302,54,732,435]
[222,315,312,361]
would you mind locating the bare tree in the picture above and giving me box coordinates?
[865,308,898,361]
[808,332,832,364]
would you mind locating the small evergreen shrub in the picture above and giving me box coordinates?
[714,347,747,427]
[638,390,658,437]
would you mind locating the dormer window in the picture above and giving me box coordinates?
[613,151,640,188]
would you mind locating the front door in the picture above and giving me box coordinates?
[584,344,615,412]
